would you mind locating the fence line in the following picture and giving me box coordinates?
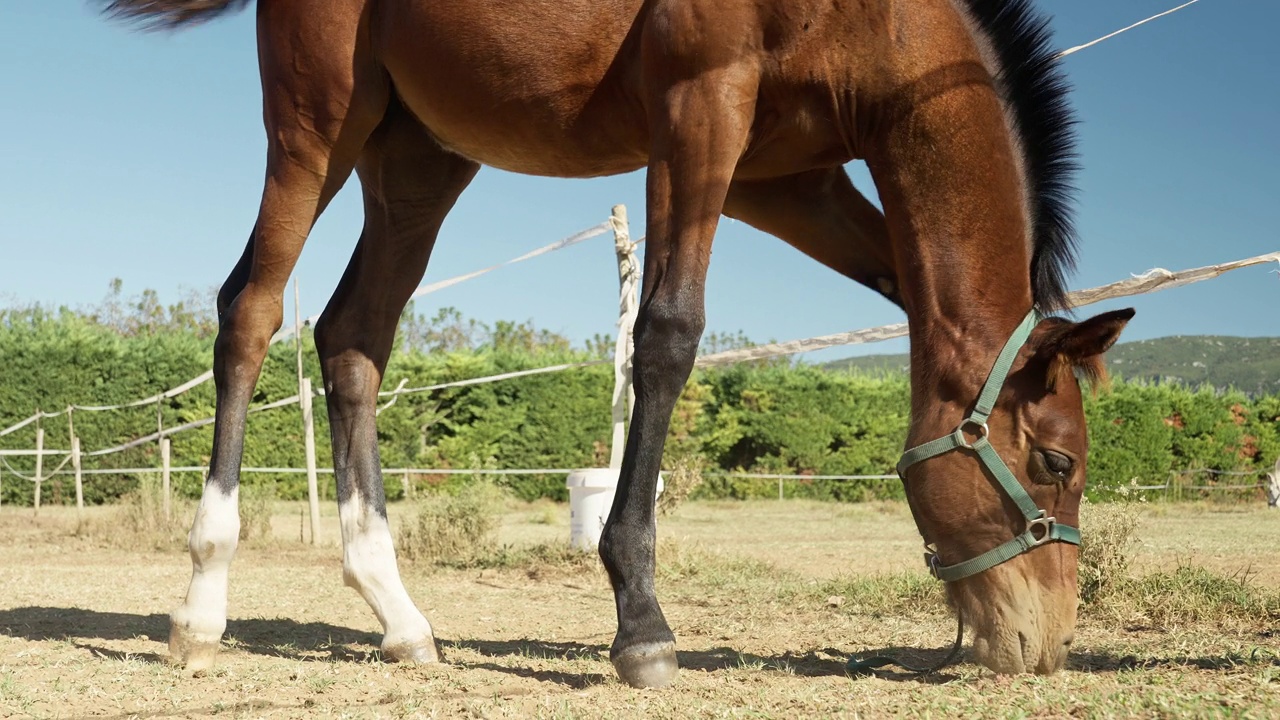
[0,220,619,439]
[697,251,1280,367]
[2,249,1276,467]
[1058,0,1202,59]
[12,464,1268,498]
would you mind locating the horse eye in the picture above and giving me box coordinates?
[1042,450,1074,477]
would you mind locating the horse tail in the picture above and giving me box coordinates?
[96,0,253,30]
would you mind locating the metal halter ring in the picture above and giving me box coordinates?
[1026,515,1056,546]
[956,419,990,450]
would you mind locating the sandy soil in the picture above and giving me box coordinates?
[1,500,1277,718]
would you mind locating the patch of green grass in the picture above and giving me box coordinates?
[472,541,602,578]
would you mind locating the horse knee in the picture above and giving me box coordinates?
[633,300,704,385]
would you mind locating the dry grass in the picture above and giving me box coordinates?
[3,499,1279,718]
[397,478,508,566]
[657,456,705,517]
[74,473,196,550]
[1078,496,1144,602]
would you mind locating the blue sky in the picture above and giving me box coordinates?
[1,1,1276,362]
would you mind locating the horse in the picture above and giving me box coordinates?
[97,0,1134,687]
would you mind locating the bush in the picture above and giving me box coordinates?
[3,305,1277,506]
[397,478,508,566]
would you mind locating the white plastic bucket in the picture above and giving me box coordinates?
[566,468,664,550]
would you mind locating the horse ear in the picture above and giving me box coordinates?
[1034,308,1136,389]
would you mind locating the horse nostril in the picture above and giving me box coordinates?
[1063,634,1074,647]
[1018,631,1030,660]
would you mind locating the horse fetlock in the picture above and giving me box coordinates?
[168,606,225,671]
[381,632,444,664]
[611,641,679,688]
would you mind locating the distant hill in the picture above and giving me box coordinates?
[821,336,1280,396]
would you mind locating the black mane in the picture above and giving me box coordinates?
[959,0,1080,312]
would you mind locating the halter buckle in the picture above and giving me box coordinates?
[922,543,942,578]
[1026,514,1056,546]
[956,419,989,450]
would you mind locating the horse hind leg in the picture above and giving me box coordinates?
[168,6,389,671]
[314,100,479,664]
[723,167,902,308]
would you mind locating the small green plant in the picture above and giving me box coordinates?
[397,477,508,566]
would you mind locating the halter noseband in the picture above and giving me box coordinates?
[896,308,1081,583]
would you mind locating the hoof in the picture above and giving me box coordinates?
[382,635,443,664]
[612,642,678,688]
[168,621,221,672]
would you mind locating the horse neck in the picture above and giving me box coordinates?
[867,71,1036,428]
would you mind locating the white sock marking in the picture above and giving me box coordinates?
[339,496,435,654]
[172,486,240,648]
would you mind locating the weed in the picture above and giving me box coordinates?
[76,473,195,550]
[812,571,945,617]
[658,456,705,517]
[238,482,277,544]
[1079,496,1144,603]
[397,477,508,566]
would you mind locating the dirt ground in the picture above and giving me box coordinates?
[1,499,1278,719]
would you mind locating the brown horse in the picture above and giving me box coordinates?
[99,0,1133,686]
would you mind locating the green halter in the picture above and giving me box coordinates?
[897,308,1081,583]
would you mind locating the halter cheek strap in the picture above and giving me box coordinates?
[896,309,1081,583]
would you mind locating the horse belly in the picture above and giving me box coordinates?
[375,0,649,178]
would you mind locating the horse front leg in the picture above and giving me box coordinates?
[167,4,389,671]
[599,31,759,687]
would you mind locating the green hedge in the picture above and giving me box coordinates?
[1,309,1276,506]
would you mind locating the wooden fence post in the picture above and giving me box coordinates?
[402,469,412,500]
[34,427,44,516]
[161,437,172,523]
[73,436,84,514]
[301,378,322,545]
[609,205,639,469]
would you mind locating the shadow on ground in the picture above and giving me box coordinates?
[0,606,381,663]
[6,607,1273,691]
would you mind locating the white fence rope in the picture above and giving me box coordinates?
[19,464,1268,493]
[271,222,614,345]
[0,221,617,439]
[2,249,1275,463]
[1058,0,1202,59]
[696,251,1280,367]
